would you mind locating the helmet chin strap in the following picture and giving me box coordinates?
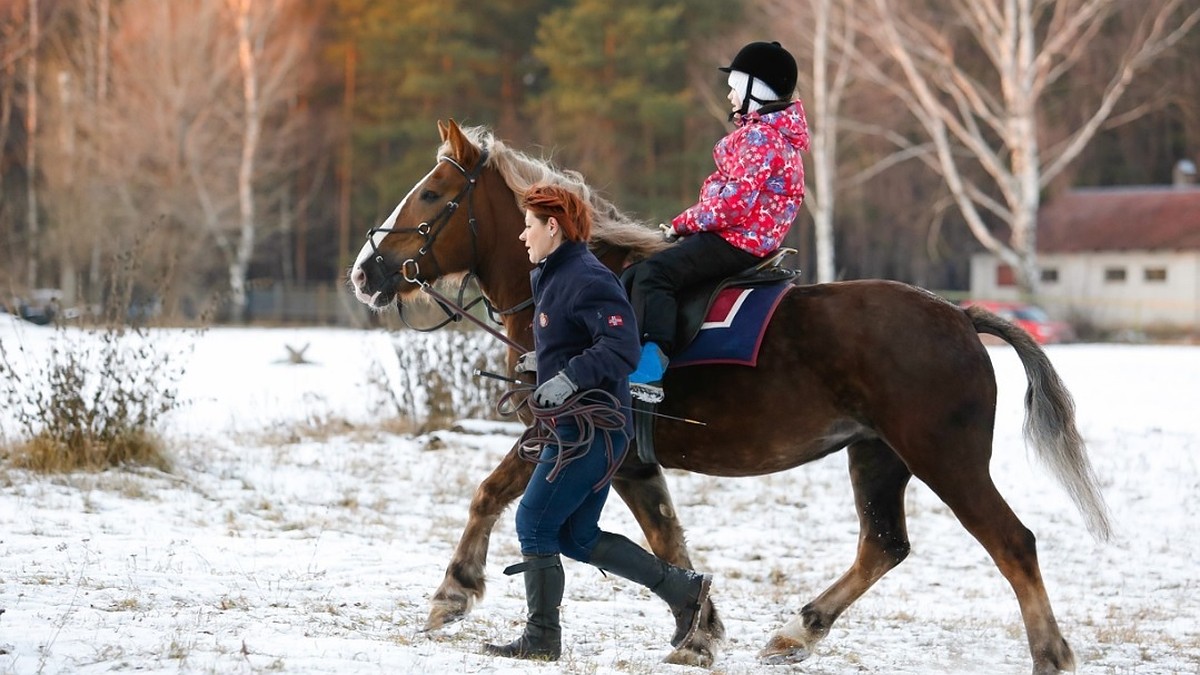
[731,76,772,121]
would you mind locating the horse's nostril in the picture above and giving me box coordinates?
[351,267,366,289]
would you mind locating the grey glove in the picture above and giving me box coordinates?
[534,371,578,407]
[515,350,537,374]
[659,222,679,243]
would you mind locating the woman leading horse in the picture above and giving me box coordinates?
[348,120,1110,674]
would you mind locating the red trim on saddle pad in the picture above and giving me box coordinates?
[670,284,791,368]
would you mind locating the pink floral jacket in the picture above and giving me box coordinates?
[672,102,809,257]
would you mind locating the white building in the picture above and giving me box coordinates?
[970,167,1200,334]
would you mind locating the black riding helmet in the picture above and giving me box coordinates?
[719,41,797,118]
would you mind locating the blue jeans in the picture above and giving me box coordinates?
[515,424,626,561]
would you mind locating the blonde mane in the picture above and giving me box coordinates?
[440,126,670,261]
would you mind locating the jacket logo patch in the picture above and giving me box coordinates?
[539,312,549,328]
[607,314,624,327]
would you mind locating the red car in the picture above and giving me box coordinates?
[960,300,1076,345]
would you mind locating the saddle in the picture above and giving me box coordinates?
[628,247,798,464]
[670,248,798,356]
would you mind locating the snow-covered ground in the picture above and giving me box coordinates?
[1,317,1197,674]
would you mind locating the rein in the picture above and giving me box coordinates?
[404,272,527,334]
[366,147,532,332]
[415,279,525,354]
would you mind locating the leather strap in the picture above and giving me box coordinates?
[502,555,562,576]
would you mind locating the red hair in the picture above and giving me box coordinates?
[520,184,592,242]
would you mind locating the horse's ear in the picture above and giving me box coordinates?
[437,119,449,141]
[444,118,480,168]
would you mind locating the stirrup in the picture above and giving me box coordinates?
[630,382,664,403]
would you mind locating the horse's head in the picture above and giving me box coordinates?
[350,119,668,314]
[349,119,494,310]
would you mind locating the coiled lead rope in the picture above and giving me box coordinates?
[497,384,628,491]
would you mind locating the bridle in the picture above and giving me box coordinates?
[364,146,532,331]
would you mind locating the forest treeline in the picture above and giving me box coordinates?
[1,0,1196,322]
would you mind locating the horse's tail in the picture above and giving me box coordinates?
[967,305,1113,542]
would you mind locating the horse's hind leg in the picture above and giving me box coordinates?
[610,462,724,667]
[761,439,913,663]
[426,445,533,630]
[918,459,1075,675]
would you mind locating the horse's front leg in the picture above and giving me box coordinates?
[610,462,725,667]
[426,444,534,630]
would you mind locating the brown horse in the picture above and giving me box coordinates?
[348,119,1111,674]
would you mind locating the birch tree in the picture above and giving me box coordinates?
[861,0,1200,296]
[219,0,312,320]
[751,0,936,283]
[99,0,312,321]
[754,0,855,283]
[228,0,262,322]
[760,1,870,282]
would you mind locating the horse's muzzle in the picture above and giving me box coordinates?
[350,260,399,309]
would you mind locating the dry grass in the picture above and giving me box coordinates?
[9,429,171,474]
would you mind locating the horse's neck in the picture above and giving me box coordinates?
[473,177,538,350]
[477,262,535,350]
[470,174,639,351]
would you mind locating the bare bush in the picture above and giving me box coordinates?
[384,327,510,431]
[0,322,188,473]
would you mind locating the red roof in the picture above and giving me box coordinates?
[1037,186,1200,253]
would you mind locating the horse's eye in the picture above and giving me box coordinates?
[420,189,438,202]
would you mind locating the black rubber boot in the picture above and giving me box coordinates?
[482,554,564,661]
[588,532,712,647]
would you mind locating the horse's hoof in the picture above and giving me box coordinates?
[758,635,813,665]
[664,643,714,668]
[760,648,811,665]
[424,600,468,631]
